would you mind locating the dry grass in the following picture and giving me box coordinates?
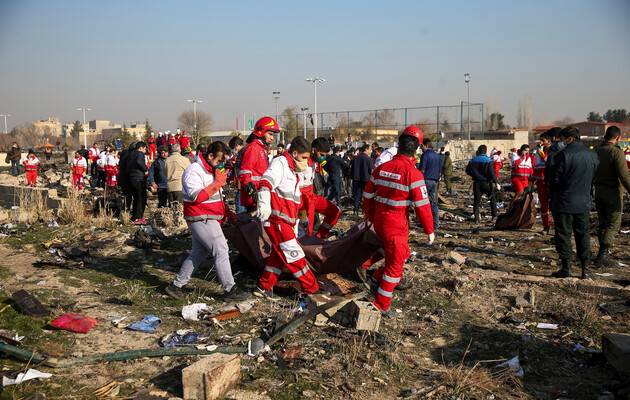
[13,186,51,224]
[57,189,91,226]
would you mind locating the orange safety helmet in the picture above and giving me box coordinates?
[253,116,281,137]
[401,125,424,142]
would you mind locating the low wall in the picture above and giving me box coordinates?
[445,133,530,162]
[0,184,62,209]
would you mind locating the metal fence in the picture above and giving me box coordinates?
[276,102,484,145]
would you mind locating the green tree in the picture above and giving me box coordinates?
[71,120,83,139]
[587,112,603,122]
[144,119,153,138]
[604,109,628,123]
[486,113,506,130]
[281,106,299,142]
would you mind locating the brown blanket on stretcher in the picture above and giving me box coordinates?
[223,219,382,276]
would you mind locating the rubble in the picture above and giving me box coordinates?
[182,354,241,400]
[602,333,630,377]
[447,250,467,265]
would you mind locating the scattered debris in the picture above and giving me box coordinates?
[11,289,50,317]
[182,353,241,400]
[127,315,161,333]
[496,356,524,377]
[50,313,97,334]
[536,323,558,330]
[2,368,52,387]
[447,251,467,265]
[602,332,630,376]
[161,329,202,348]
[182,303,210,321]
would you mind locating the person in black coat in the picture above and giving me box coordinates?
[126,141,149,224]
[324,146,348,204]
[546,127,599,279]
[351,145,373,214]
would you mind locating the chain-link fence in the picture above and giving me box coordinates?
[276,103,484,145]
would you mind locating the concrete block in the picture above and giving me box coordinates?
[447,251,467,265]
[345,300,381,332]
[602,332,630,376]
[307,293,347,325]
[182,353,241,400]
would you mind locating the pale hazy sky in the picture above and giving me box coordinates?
[1,0,629,131]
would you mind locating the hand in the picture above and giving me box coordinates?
[214,169,228,186]
[244,182,257,197]
[256,190,272,222]
[428,232,435,245]
[495,183,501,191]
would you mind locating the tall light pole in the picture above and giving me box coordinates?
[300,107,309,138]
[187,99,203,135]
[306,77,325,138]
[0,114,11,134]
[464,73,471,140]
[272,91,281,144]
[76,107,92,148]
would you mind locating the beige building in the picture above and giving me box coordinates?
[89,120,121,135]
[33,117,61,136]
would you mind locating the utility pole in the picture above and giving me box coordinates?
[464,73,471,140]
[300,107,309,138]
[76,107,92,148]
[273,91,281,143]
[187,98,204,135]
[0,114,11,134]
[306,77,325,138]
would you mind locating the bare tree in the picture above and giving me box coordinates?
[178,109,213,146]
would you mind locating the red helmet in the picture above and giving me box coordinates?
[401,125,424,142]
[253,116,281,137]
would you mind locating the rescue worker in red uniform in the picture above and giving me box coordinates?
[88,143,100,179]
[255,136,319,297]
[23,149,41,187]
[533,132,553,232]
[298,138,341,239]
[147,132,157,161]
[363,126,435,316]
[179,130,191,151]
[70,150,87,189]
[238,116,280,212]
[511,144,533,194]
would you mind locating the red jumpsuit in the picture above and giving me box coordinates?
[511,154,533,194]
[23,155,40,187]
[179,132,190,150]
[147,137,157,160]
[363,154,434,312]
[105,154,119,187]
[532,148,550,229]
[71,156,87,189]
[492,154,503,180]
[298,158,341,239]
[257,153,319,294]
[238,139,269,208]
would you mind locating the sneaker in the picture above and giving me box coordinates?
[165,283,185,299]
[253,286,276,301]
[224,286,251,301]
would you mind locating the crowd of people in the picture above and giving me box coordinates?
[3,117,629,318]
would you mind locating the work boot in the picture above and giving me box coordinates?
[580,259,591,280]
[551,259,571,278]
[380,308,398,319]
[224,286,251,301]
[396,275,411,291]
[593,246,611,268]
[165,283,185,300]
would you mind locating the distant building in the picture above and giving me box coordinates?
[567,121,630,139]
[89,120,121,135]
[33,117,61,136]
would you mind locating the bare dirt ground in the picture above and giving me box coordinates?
[1,163,629,400]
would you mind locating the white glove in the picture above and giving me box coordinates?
[256,190,272,222]
[495,183,501,191]
[428,232,435,245]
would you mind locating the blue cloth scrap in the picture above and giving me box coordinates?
[127,315,161,333]
[161,331,201,348]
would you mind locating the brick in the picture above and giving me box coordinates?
[602,333,630,377]
[182,353,241,400]
[345,301,381,332]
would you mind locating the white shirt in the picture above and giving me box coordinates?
[374,146,397,167]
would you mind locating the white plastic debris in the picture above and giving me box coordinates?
[536,323,558,330]
[497,356,524,377]
[595,272,613,277]
[181,303,209,321]
[2,368,52,387]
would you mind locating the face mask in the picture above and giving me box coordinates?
[556,141,566,150]
[294,158,308,172]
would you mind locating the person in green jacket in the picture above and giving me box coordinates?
[442,151,454,195]
[593,125,630,267]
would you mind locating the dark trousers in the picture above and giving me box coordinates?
[425,179,439,230]
[10,160,19,176]
[157,188,168,208]
[595,186,623,250]
[473,181,496,221]
[352,180,367,211]
[97,170,106,188]
[443,173,452,192]
[90,161,97,177]
[129,179,147,221]
[168,191,183,205]
[327,177,342,204]
[552,211,591,262]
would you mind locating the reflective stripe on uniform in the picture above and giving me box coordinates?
[409,180,426,189]
[278,238,305,263]
[372,178,410,192]
[264,266,282,275]
[271,210,297,224]
[251,176,262,181]
[363,191,375,199]
[275,188,301,203]
[382,274,401,284]
[377,287,393,298]
[374,196,410,207]
[292,265,310,279]
[412,198,430,207]
[185,214,224,222]
[238,169,252,176]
